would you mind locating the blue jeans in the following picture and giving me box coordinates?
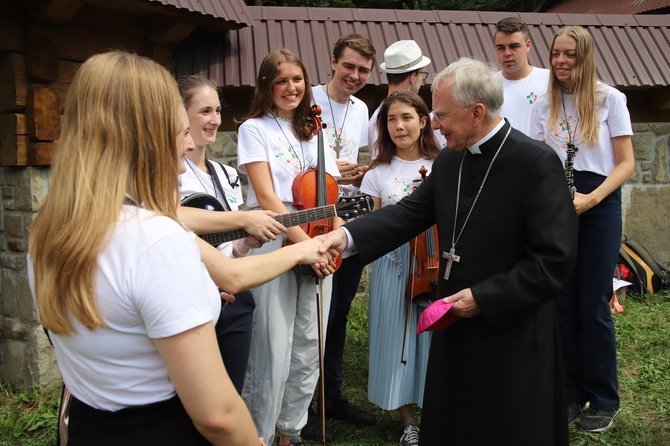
[556,171,621,411]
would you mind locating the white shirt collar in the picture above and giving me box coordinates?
[467,119,506,155]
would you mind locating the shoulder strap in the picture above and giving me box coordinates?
[204,158,232,212]
[211,159,240,190]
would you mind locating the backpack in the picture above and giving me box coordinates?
[618,238,670,297]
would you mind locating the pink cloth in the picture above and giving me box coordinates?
[416,300,459,334]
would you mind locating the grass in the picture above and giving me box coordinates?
[0,381,60,446]
[1,288,668,445]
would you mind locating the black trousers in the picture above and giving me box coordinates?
[68,394,210,446]
[215,289,255,394]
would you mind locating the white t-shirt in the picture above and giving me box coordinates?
[180,159,243,256]
[237,114,340,209]
[497,67,550,136]
[360,156,434,208]
[530,82,633,177]
[312,85,369,196]
[368,105,446,160]
[28,206,220,411]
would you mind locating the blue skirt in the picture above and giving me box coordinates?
[367,243,432,410]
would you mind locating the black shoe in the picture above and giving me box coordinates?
[301,408,334,442]
[325,398,376,426]
[578,407,620,433]
[567,402,583,425]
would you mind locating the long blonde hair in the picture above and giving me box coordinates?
[548,26,599,146]
[29,51,183,334]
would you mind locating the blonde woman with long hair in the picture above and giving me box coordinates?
[531,26,635,434]
[28,51,332,446]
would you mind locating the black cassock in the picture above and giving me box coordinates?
[346,122,578,445]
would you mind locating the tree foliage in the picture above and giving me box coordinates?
[250,0,542,11]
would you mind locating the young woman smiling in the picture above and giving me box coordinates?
[530,26,635,434]
[236,49,340,446]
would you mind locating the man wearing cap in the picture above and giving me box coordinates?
[494,16,550,135]
[303,33,377,442]
[316,57,577,445]
[369,40,445,159]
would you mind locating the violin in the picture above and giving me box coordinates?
[406,166,439,307]
[290,104,341,276]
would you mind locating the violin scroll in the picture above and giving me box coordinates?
[308,104,324,137]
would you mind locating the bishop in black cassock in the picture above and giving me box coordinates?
[317,58,578,445]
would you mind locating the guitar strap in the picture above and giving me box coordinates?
[205,158,233,212]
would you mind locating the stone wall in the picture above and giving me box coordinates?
[624,124,670,264]
[1,124,668,389]
[0,166,59,388]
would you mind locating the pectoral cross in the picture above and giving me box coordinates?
[442,246,461,280]
[334,138,342,159]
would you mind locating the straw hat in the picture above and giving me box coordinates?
[380,40,431,74]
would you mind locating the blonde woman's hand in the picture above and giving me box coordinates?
[572,192,598,215]
[242,210,286,243]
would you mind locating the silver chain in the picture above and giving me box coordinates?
[451,126,511,249]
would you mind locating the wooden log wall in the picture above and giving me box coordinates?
[0,2,178,166]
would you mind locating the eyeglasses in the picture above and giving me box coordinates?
[418,71,429,80]
[432,105,474,122]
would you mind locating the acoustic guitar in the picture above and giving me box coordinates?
[180,193,373,247]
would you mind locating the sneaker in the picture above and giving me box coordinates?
[275,436,304,446]
[578,407,620,433]
[325,398,377,425]
[399,423,420,446]
[567,402,583,425]
[301,408,334,442]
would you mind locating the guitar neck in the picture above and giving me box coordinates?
[200,204,337,246]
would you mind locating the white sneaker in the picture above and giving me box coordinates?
[399,423,420,446]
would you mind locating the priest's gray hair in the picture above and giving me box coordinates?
[432,57,503,119]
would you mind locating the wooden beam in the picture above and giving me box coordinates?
[0,113,26,166]
[0,53,28,112]
[30,141,56,165]
[650,87,670,111]
[145,15,196,45]
[27,0,85,22]
[26,23,59,82]
[0,16,25,53]
[26,84,61,141]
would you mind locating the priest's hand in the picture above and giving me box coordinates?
[442,288,480,318]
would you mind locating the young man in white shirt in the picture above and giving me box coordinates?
[494,17,550,136]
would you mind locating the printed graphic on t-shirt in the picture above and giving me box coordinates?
[273,136,316,176]
[526,91,540,104]
[387,176,422,204]
[547,112,584,151]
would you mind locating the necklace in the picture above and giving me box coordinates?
[325,82,350,159]
[185,156,219,200]
[560,86,575,93]
[442,126,511,281]
[560,92,579,145]
[270,112,307,172]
